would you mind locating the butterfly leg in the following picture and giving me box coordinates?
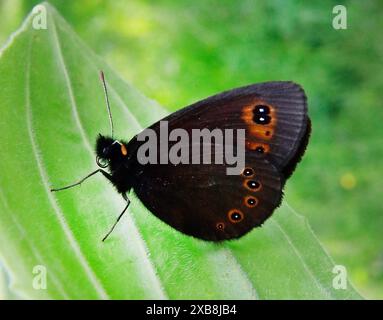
[102,195,130,242]
[50,169,113,192]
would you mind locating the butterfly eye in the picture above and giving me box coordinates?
[242,167,254,177]
[244,179,261,191]
[96,156,109,168]
[245,196,258,207]
[216,222,225,231]
[228,210,244,223]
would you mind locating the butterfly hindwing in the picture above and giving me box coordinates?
[133,156,282,241]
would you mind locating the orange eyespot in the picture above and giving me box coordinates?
[216,222,225,231]
[121,144,128,156]
[243,179,262,192]
[244,196,258,207]
[242,167,255,177]
[227,209,244,223]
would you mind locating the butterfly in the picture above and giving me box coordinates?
[51,72,310,242]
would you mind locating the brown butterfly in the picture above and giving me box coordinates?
[52,73,311,242]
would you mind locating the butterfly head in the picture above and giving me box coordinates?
[96,134,128,168]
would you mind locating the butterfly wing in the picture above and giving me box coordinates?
[133,157,282,241]
[129,81,309,241]
[149,81,309,177]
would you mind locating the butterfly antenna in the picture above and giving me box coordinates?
[100,71,114,138]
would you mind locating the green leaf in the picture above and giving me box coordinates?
[0,3,362,299]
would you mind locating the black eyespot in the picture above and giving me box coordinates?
[247,180,260,190]
[252,105,271,125]
[243,167,254,177]
[228,210,244,223]
[255,146,265,153]
[253,114,271,125]
[254,105,270,114]
[231,213,241,220]
[247,198,256,205]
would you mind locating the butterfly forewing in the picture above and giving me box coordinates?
[146,81,308,176]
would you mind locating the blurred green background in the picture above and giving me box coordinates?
[1,0,382,299]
